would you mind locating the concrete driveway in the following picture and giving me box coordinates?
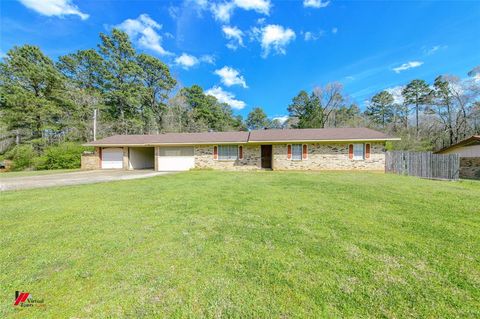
[0,170,171,191]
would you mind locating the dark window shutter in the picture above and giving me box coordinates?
[287,145,292,159]
[238,145,243,159]
[365,143,371,159]
[348,144,353,159]
[213,146,218,160]
[302,144,308,159]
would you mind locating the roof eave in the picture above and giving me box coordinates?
[85,137,400,147]
[247,137,400,143]
[434,136,480,154]
[83,141,249,147]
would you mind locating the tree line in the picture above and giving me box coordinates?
[283,74,479,150]
[0,29,246,153]
[0,28,479,168]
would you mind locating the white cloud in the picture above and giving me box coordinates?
[254,24,296,57]
[211,0,271,23]
[392,61,424,73]
[205,86,246,109]
[191,0,209,8]
[175,53,199,69]
[423,45,447,56]
[222,25,244,50]
[168,6,180,19]
[332,27,338,34]
[214,66,248,88]
[200,54,215,64]
[427,45,440,55]
[303,0,330,9]
[469,66,480,83]
[257,17,266,25]
[234,0,270,14]
[473,74,480,84]
[211,2,235,22]
[386,86,405,105]
[18,0,89,20]
[175,53,214,69]
[272,115,289,123]
[303,30,324,41]
[116,14,172,56]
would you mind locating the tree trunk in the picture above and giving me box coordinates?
[415,101,419,135]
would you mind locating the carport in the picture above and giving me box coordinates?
[128,147,155,170]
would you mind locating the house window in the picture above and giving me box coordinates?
[291,144,302,160]
[353,143,365,160]
[218,145,238,160]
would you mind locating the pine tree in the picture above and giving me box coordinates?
[246,107,270,130]
[0,45,65,145]
[366,91,394,129]
[402,79,431,134]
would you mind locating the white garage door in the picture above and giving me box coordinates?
[158,147,195,171]
[102,148,123,169]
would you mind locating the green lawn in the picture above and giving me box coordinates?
[0,168,81,178]
[1,171,479,318]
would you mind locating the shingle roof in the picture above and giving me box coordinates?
[85,131,249,146]
[435,135,480,154]
[249,128,394,142]
[85,128,399,146]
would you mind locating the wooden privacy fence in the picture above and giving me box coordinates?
[385,151,460,180]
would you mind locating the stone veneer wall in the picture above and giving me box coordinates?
[195,145,261,170]
[193,142,385,171]
[81,147,100,170]
[272,143,385,170]
[459,157,480,180]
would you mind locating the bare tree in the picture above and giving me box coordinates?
[312,82,345,128]
[431,75,479,147]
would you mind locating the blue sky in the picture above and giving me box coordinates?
[1,0,479,120]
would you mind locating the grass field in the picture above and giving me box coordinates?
[1,171,479,318]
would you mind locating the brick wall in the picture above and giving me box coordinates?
[193,142,385,171]
[272,143,385,170]
[195,145,261,170]
[459,157,480,180]
[81,148,100,170]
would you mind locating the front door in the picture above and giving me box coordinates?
[261,145,272,169]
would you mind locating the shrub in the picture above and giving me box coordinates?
[4,144,37,171]
[37,143,89,170]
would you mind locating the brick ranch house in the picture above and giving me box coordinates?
[82,128,400,171]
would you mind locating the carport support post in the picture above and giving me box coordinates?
[123,147,129,170]
[154,147,159,171]
[95,147,101,169]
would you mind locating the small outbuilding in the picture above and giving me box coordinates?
[435,135,480,179]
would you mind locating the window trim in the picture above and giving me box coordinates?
[217,144,238,161]
[291,144,302,161]
[302,144,308,160]
[352,143,365,161]
[365,143,371,159]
